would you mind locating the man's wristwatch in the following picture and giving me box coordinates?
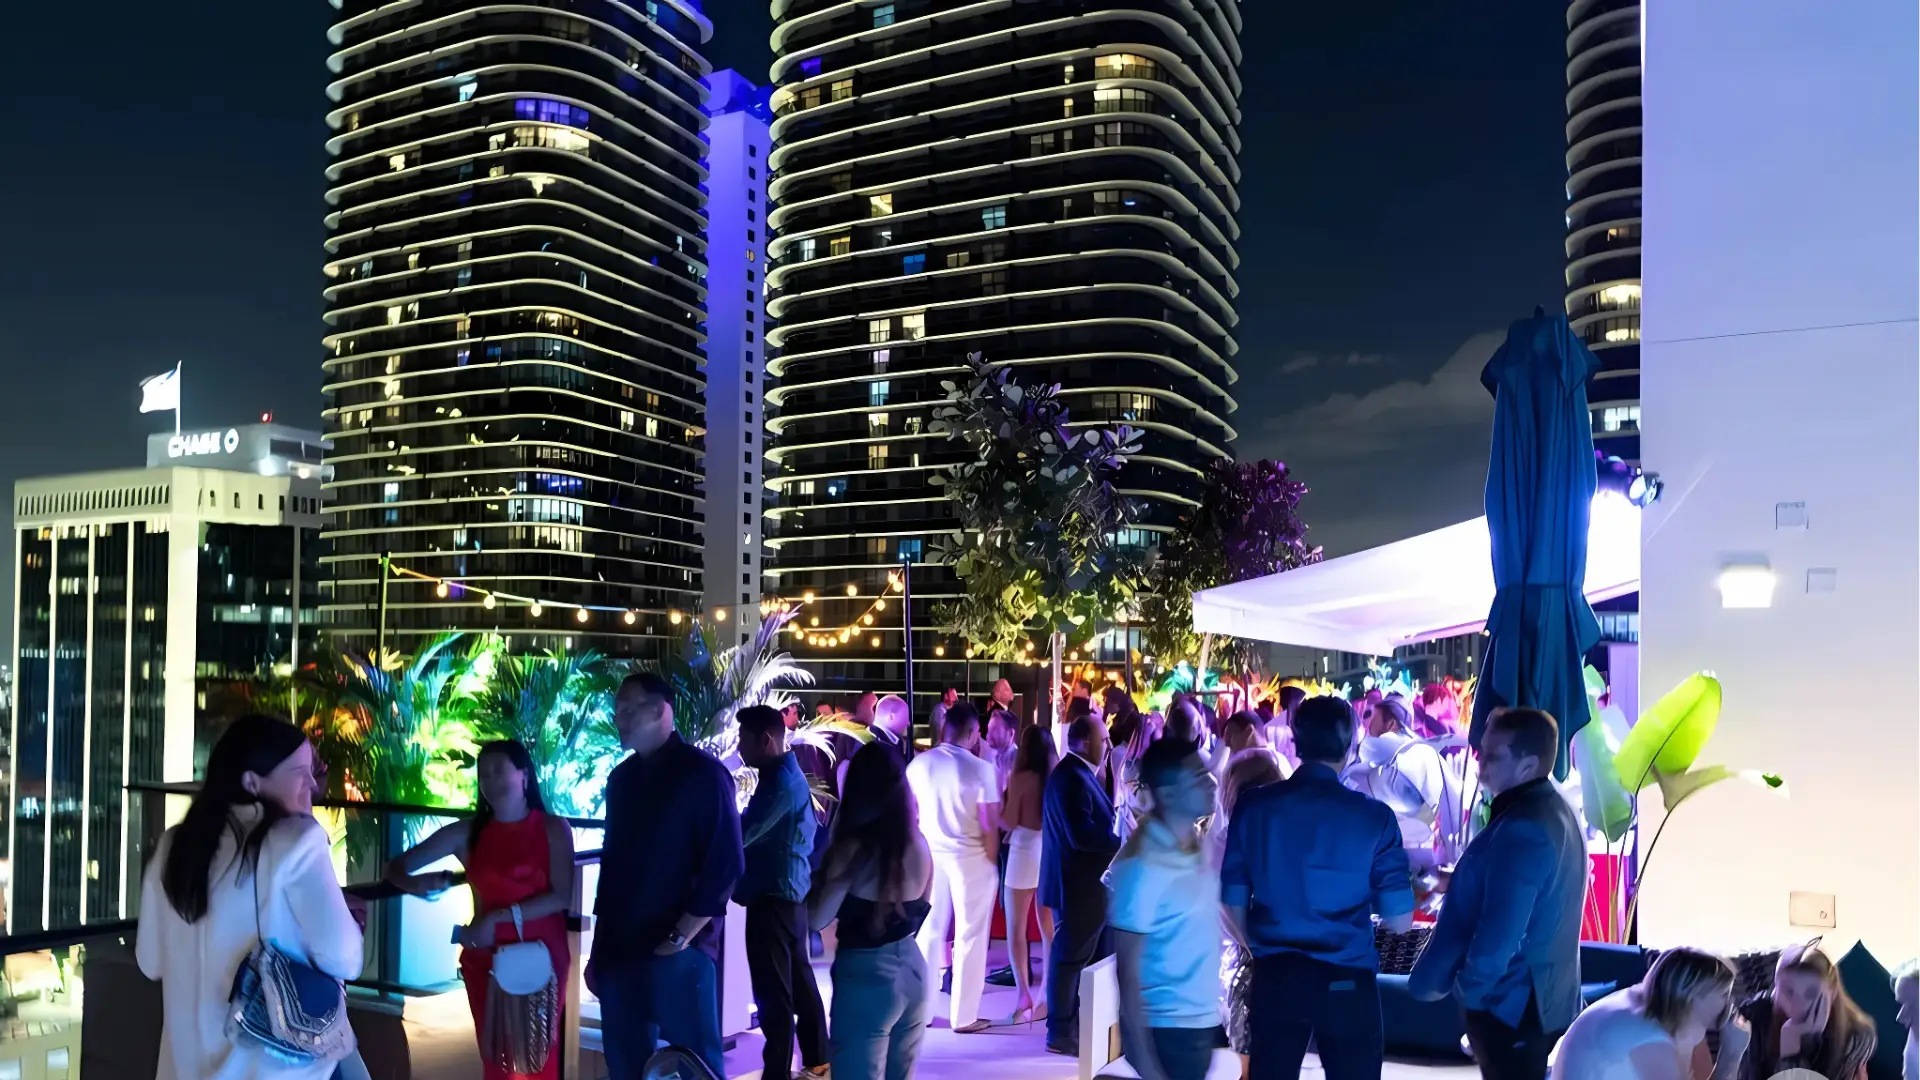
[665,929,689,950]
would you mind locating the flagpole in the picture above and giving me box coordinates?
[174,362,182,435]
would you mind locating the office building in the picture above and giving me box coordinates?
[702,71,774,649]
[1565,0,1642,461]
[320,0,715,656]
[8,423,325,932]
[765,1,1243,700]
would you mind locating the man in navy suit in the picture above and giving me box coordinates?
[1041,714,1120,1056]
[1409,708,1587,1080]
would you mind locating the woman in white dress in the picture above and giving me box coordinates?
[138,715,365,1080]
[1554,947,1750,1080]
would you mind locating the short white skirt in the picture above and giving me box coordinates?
[1005,827,1043,891]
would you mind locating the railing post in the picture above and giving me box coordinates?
[563,863,587,1080]
[376,810,404,987]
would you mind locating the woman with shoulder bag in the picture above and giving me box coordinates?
[387,740,576,1080]
[137,715,365,1080]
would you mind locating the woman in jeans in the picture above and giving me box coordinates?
[810,742,933,1080]
[138,715,364,1080]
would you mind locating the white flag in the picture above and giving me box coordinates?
[139,366,180,414]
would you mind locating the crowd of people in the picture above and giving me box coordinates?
[133,678,1918,1080]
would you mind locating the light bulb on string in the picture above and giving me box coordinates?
[869,636,881,648]
[874,599,886,612]
[809,615,820,627]
[861,614,874,626]
[530,602,544,617]
[575,608,590,624]
[846,583,859,597]
[623,610,637,625]
[669,610,683,625]
[715,608,728,622]
[935,645,946,657]
[483,594,496,610]
[435,582,449,598]
[802,590,816,603]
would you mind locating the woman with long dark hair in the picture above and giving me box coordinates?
[810,742,933,1080]
[1735,941,1877,1080]
[387,740,576,1080]
[1000,721,1058,1025]
[136,715,364,1080]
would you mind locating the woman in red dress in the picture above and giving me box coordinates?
[388,741,576,1080]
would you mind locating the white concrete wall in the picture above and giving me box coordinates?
[1639,0,1919,961]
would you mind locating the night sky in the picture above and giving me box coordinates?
[0,0,1567,649]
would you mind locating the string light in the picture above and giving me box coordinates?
[802,590,816,603]
[934,645,946,657]
[846,583,859,597]
[869,635,881,648]
[669,610,683,625]
[483,595,496,610]
[715,608,728,622]
[435,582,450,598]
[575,608,589,624]
[623,611,637,625]
[861,613,874,626]
[530,603,544,617]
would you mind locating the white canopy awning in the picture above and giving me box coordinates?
[1190,497,1641,656]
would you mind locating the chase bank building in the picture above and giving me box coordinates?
[6,422,326,933]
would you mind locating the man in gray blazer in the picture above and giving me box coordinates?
[1408,708,1586,1080]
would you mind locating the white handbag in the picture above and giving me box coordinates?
[490,905,554,995]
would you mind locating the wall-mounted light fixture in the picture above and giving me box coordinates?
[1717,557,1776,609]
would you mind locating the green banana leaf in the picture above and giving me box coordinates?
[1575,669,1634,842]
[1614,672,1722,794]
[1654,765,1786,812]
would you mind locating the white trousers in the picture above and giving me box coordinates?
[914,848,998,1027]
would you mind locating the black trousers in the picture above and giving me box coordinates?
[1045,885,1110,1047]
[1462,996,1560,1080]
[745,896,830,1077]
[1248,953,1383,1080]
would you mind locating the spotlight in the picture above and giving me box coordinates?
[1595,452,1661,508]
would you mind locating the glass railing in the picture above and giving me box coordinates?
[28,784,623,1080]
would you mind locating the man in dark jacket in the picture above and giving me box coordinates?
[590,673,744,1080]
[1041,714,1119,1056]
[1408,708,1587,1080]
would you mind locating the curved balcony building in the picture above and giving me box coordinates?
[1565,0,1642,461]
[765,0,1244,699]
[320,0,713,655]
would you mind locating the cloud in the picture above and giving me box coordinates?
[1274,351,1384,376]
[1259,330,1502,458]
[1242,330,1506,556]
[1278,355,1320,374]
[1342,352,1385,367]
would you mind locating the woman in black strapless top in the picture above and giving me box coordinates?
[810,743,935,1080]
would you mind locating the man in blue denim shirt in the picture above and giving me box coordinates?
[1222,695,1414,1080]
[737,705,830,1080]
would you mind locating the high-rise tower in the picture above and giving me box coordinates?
[1566,0,1642,461]
[320,0,714,655]
[765,1,1243,703]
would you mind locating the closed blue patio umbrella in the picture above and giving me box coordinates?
[1470,309,1602,779]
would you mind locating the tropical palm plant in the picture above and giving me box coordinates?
[303,633,485,812]
[464,637,627,819]
[642,607,813,766]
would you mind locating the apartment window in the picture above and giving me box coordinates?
[749,165,758,179]
[831,78,854,102]
[1595,282,1641,311]
[746,328,755,342]
[388,153,408,172]
[1063,96,1076,119]
[645,417,660,437]
[901,312,926,340]
[794,237,818,262]
[981,205,1007,230]
[873,4,895,27]
[386,305,404,326]
[872,349,891,372]
[511,124,591,154]
[829,235,852,257]
[745,450,754,464]
[1097,53,1160,80]
[747,208,756,222]
[868,318,891,344]
[898,538,923,562]
[620,410,635,431]
[799,86,823,110]
[749,145,759,157]
[946,250,972,269]
[902,253,925,274]
[869,193,893,217]
[868,412,890,436]
[1030,132,1057,156]
[796,480,816,497]
[873,227,893,246]
[1599,405,1641,432]
[868,445,889,469]
[457,80,478,102]
[870,380,891,407]
[1095,87,1153,114]
[747,249,756,262]
[1094,121,1150,147]
[979,270,1008,296]
[904,416,924,435]
[981,240,1007,262]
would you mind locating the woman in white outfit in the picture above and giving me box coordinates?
[998,721,1056,1026]
[138,715,365,1080]
[1554,947,1749,1080]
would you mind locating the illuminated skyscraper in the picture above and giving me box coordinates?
[766,1,1243,701]
[1566,0,1642,460]
[320,0,714,654]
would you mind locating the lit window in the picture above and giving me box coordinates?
[620,410,636,431]
[388,153,408,172]
[645,417,660,437]
[873,3,895,27]
[386,305,403,326]
[869,193,894,217]
[868,318,891,344]
[981,205,1007,230]
[901,312,926,340]
[795,237,817,262]
[798,86,823,110]
[514,98,590,129]
[1596,283,1641,311]
[870,381,891,406]
[868,412,890,434]
[1030,132,1057,156]
[868,444,890,469]
[1598,405,1641,433]
[899,538,923,561]
[1094,87,1153,114]
[872,349,891,371]
[512,124,591,154]
[831,79,854,102]
[946,250,972,269]
[457,80,478,102]
[978,269,1008,296]
[903,252,925,274]
[829,235,852,257]
[1098,53,1159,79]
